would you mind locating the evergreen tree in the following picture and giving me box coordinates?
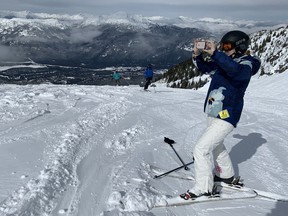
[159,58,209,89]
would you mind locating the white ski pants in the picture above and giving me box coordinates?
[191,117,234,195]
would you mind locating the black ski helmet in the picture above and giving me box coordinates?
[220,30,250,54]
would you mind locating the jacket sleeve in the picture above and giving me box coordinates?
[250,55,261,75]
[193,54,218,74]
[211,50,252,81]
[144,69,148,78]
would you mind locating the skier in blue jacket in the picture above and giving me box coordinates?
[180,31,261,200]
[144,64,153,90]
[112,70,122,85]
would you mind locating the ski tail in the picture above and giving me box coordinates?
[218,181,288,202]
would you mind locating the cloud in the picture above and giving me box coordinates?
[0,0,287,21]
[69,28,102,43]
[0,45,24,61]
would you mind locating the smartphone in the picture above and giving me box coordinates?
[196,41,206,49]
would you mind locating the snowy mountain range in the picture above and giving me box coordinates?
[0,11,287,87]
[0,11,208,68]
[0,11,285,69]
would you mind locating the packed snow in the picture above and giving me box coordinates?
[0,72,288,216]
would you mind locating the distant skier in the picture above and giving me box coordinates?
[144,64,153,90]
[181,31,261,200]
[112,70,122,85]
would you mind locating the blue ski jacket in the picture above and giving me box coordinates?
[113,72,121,80]
[194,50,261,127]
[144,67,153,79]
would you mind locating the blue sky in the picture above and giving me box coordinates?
[0,0,287,22]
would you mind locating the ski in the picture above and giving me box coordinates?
[219,181,288,202]
[153,172,288,202]
[154,185,257,207]
[154,177,288,208]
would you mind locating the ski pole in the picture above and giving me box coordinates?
[164,137,189,170]
[154,160,194,179]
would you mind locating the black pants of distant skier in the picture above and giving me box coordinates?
[144,77,152,90]
[115,79,121,86]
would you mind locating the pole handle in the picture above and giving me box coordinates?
[164,137,175,145]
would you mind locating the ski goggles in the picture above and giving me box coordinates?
[220,42,234,51]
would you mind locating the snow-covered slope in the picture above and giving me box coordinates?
[0,71,287,215]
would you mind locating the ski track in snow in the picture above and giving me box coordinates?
[0,72,288,216]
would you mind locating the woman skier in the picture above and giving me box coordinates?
[181,30,261,200]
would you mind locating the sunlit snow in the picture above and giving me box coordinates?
[0,71,287,215]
